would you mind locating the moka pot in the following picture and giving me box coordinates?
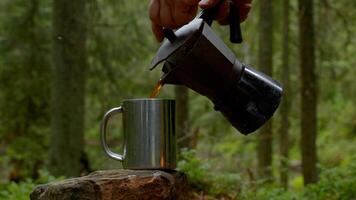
[150,4,283,134]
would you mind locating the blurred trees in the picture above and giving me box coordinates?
[175,86,191,150]
[279,0,291,189]
[0,0,51,180]
[257,0,274,182]
[0,0,355,198]
[298,0,318,184]
[49,0,88,176]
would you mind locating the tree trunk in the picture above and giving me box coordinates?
[298,0,318,184]
[279,0,291,189]
[49,0,87,177]
[257,0,274,182]
[0,0,51,181]
[175,86,190,150]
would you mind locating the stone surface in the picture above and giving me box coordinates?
[30,170,188,200]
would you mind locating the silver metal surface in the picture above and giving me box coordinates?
[100,98,176,169]
[100,107,124,161]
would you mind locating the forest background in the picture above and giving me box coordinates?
[0,0,356,199]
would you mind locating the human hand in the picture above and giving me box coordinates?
[149,0,252,42]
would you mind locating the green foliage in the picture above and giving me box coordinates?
[240,186,295,200]
[0,170,63,200]
[239,157,356,200]
[178,149,356,199]
[178,149,243,198]
[0,181,36,200]
[177,149,209,190]
[300,161,356,200]
[0,0,51,181]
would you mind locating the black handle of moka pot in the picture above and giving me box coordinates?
[163,0,242,43]
[229,1,243,43]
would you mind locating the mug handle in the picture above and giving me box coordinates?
[100,106,124,161]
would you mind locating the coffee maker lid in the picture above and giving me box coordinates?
[150,18,205,70]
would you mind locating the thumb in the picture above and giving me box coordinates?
[199,0,220,9]
[151,22,164,42]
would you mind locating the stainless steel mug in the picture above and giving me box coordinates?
[100,98,176,169]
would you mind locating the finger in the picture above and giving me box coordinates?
[236,0,252,7]
[173,0,199,26]
[239,3,251,22]
[149,0,161,25]
[234,0,252,21]
[244,0,252,4]
[174,3,198,26]
[160,0,180,28]
[199,0,220,9]
[215,0,229,24]
[151,22,164,42]
[182,0,201,6]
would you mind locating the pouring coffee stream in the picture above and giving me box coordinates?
[150,2,283,134]
[149,80,164,98]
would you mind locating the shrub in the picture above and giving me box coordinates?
[0,170,63,200]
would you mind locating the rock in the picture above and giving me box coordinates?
[30,170,188,200]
